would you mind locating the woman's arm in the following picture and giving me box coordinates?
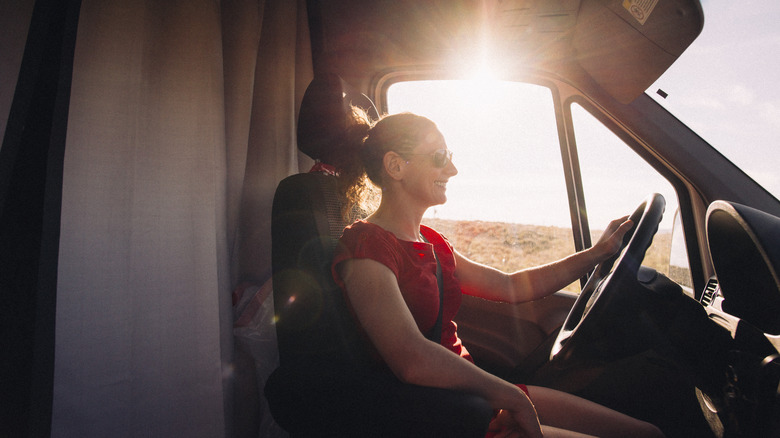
[456,216,633,303]
[339,258,542,436]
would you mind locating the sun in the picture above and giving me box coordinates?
[470,61,497,82]
[459,63,505,112]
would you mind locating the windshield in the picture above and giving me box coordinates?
[647,1,780,199]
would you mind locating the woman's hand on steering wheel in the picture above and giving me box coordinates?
[550,194,666,361]
[592,215,634,261]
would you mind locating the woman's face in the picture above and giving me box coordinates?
[400,128,458,207]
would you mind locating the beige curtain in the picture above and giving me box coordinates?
[50,0,311,436]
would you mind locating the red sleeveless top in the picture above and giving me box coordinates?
[332,221,472,363]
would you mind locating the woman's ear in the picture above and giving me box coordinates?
[383,151,406,181]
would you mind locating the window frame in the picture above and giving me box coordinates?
[563,95,702,294]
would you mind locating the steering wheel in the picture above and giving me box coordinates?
[549,193,666,361]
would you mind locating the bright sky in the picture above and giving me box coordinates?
[388,2,780,229]
[649,1,780,197]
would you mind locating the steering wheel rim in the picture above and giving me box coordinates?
[549,193,666,361]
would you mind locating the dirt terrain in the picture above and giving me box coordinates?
[423,218,671,293]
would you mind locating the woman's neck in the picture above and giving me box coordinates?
[367,198,426,242]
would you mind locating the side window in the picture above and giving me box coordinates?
[570,103,691,287]
[388,80,580,292]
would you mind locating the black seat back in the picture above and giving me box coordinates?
[271,73,377,372]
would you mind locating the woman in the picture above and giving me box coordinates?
[331,111,664,438]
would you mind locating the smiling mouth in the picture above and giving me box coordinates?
[434,181,447,188]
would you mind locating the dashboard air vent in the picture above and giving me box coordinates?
[700,277,718,306]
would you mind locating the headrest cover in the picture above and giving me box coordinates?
[297,73,378,163]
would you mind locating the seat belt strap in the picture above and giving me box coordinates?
[421,234,444,343]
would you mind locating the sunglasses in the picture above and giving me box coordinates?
[403,149,453,168]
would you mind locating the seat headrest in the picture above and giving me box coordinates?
[297,73,378,163]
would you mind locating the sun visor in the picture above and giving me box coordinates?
[573,0,703,103]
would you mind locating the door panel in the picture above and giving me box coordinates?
[455,293,575,371]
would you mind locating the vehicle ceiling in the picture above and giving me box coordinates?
[309,0,703,104]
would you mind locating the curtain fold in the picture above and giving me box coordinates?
[55,0,230,435]
[237,0,312,284]
[222,0,263,287]
[48,0,313,435]
[1,1,80,435]
[224,0,311,436]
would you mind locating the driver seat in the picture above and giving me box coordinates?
[263,73,493,437]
